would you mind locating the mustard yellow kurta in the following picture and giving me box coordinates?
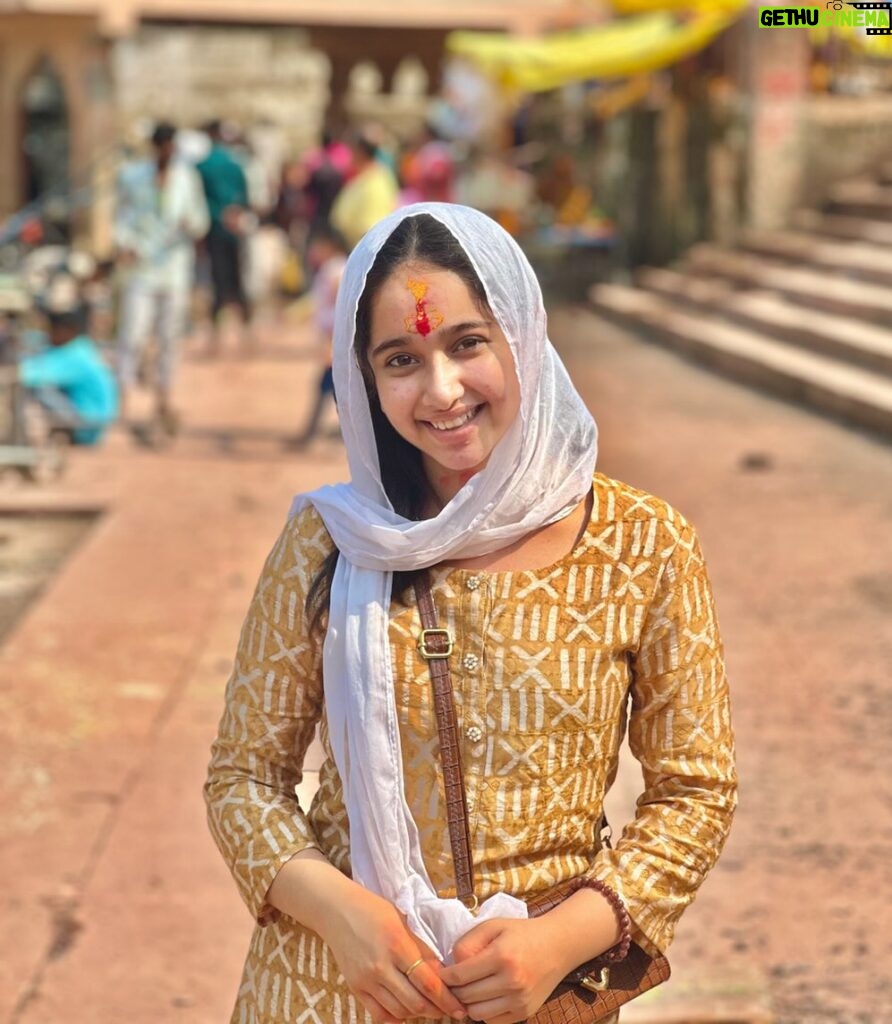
[205,473,737,1024]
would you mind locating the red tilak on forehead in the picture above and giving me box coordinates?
[405,278,444,338]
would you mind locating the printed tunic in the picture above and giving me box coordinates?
[205,473,737,1024]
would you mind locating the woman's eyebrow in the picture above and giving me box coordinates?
[370,320,494,359]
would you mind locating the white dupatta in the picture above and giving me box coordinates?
[290,204,598,959]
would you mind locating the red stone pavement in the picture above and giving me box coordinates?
[0,309,889,1024]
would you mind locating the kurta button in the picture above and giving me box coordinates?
[462,652,480,672]
[466,798,473,812]
[466,575,481,591]
[466,725,483,743]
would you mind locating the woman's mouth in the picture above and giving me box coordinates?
[424,406,482,432]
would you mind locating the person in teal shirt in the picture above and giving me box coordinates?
[20,275,119,445]
[196,120,252,341]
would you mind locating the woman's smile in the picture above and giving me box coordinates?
[422,404,482,433]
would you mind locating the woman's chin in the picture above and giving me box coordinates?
[424,452,490,486]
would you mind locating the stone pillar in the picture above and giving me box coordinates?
[744,12,810,230]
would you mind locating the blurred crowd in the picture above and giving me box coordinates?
[0,115,611,467]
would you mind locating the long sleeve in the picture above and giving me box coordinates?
[112,163,141,255]
[589,516,738,955]
[204,511,330,923]
[19,345,81,389]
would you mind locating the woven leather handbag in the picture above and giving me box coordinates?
[413,577,670,1024]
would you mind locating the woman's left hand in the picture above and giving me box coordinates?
[438,917,574,1024]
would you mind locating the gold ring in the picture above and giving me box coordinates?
[403,957,425,979]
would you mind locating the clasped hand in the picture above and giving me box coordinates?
[440,917,570,1024]
[324,888,566,1024]
[320,886,465,1024]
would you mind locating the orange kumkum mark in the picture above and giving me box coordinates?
[405,278,444,337]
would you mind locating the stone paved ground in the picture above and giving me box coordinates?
[0,307,889,1024]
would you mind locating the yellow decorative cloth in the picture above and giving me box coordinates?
[205,473,737,1024]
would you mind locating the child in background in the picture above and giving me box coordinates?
[289,227,347,448]
[20,271,119,444]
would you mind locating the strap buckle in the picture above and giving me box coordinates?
[417,628,453,659]
[460,893,479,914]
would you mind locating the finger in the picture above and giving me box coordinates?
[464,995,520,1024]
[405,962,468,1018]
[449,977,504,1007]
[371,983,420,1022]
[385,981,447,1021]
[478,1011,523,1024]
[452,921,502,963]
[440,950,500,988]
[358,990,401,1024]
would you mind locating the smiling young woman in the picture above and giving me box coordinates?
[205,205,737,1024]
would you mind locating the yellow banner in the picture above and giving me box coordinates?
[611,0,745,11]
[446,9,746,93]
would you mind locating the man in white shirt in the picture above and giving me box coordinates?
[114,121,209,436]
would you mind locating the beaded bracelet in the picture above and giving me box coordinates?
[582,878,632,963]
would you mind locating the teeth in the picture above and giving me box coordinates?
[429,408,477,431]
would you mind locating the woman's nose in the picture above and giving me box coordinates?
[423,355,463,408]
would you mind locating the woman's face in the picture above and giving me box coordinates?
[367,263,520,497]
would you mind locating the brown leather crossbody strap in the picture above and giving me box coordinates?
[414,574,612,911]
[413,576,477,909]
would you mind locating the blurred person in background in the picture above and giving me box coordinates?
[234,132,289,324]
[536,153,594,227]
[196,120,253,350]
[302,128,353,247]
[400,122,455,205]
[331,133,399,250]
[20,269,118,445]
[114,121,209,437]
[287,225,348,449]
[454,146,535,237]
[275,159,309,250]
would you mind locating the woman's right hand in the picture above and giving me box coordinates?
[268,849,467,1023]
[318,883,468,1024]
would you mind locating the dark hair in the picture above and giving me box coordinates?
[305,213,492,633]
[47,307,88,334]
[151,121,177,148]
[355,135,379,162]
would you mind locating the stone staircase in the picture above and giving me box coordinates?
[589,164,892,439]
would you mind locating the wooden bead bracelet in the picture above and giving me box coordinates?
[582,877,633,963]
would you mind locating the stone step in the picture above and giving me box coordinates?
[589,282,892,437]
[682,244,892,325]
[825,179,892,221]
[738,229,892,286]
[791,209,892,246]
[637,267,892,375]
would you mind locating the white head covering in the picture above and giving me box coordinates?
[290,203,598,959]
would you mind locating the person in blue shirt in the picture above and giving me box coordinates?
[19,272,119,445]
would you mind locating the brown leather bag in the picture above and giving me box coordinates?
[414,577,670,1024]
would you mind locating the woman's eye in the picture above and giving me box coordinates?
[456,336,485,352]
[386,353,415,369]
